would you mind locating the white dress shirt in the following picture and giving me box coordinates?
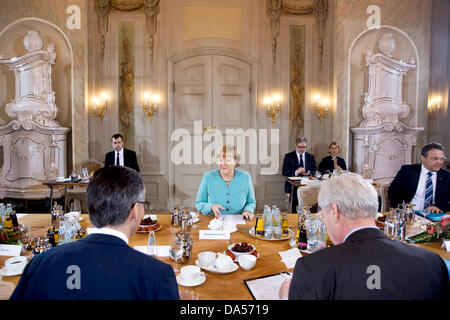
[343,226,380,242]
[295,151,305,176]
[115,148,124,166]
[410,164,437,210]
[87,227,129,244]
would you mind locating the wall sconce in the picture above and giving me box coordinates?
[428,96,441,122]
[264,93,281,123]
[313,94,329,124]
[143,92,160,122]
[92,92,107,122]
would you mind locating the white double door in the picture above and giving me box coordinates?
[173,55,252,206]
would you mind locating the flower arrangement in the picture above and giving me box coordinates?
[408,216,450,243]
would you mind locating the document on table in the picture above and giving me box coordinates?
[244,272,292,300]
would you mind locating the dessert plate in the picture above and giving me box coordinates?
[195,260,238,274]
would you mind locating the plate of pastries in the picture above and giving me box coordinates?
[137,215,161,233]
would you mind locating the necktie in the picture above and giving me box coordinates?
[424,172,433,209]
[116,152,120,165]
[299,154,304,168]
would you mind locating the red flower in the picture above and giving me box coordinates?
[427,225,436,235]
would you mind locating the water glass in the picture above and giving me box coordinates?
[305,215,326,252]
[169,234,183,274]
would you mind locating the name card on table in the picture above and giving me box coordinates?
[0,244,22,257]
[134,246,170,257]
[199,230,230,240]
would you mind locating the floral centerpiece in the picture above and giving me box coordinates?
[407,216,450,243]
[0,226,23,245]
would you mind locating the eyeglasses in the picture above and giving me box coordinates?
[136,201,150,211]
[296,145,307,149]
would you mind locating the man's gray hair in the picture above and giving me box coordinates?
[318,172,378,219]
[295,137,308,145]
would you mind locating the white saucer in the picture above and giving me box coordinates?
[0,266,25,277]
[195,260,239,274]
[176,274,206,287]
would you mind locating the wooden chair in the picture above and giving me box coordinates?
[297,183,321,210]
[380,182,392,212]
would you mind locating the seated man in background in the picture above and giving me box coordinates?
[11,166,183,300]
[282,137,317,212]
[280,173,448,300]
[388,142,450,213]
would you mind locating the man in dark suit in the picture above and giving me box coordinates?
[279,173,448,300]
[282,137,317,212]
[388,142,450,213]
[10,166,180,300]
[105,133,140,172]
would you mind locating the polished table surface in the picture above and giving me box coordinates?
[1,213,449,300]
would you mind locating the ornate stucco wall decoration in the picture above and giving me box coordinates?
[266,0,328,68]
[119,38,134,128]
[95,0,160,61]
[289,39,305,149]
[351,33,423,183]
[0,31,70,198]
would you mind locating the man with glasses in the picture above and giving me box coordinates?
[388,142,450,213]
[282,137,317,212]
[11,166,180,300]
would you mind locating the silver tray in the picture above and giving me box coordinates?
[248,227,295,241]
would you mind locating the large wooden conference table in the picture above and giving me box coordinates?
[1,213,449,300]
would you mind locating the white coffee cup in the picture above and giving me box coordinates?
[197,251,216,267]
[180,265,204,282]
[4,256,27,273]
[215,253,233,271]
[238,254,257,271]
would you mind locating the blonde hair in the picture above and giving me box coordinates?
[217,144,240,167]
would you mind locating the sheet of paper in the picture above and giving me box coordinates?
[134,245,170,257]
[278,248,302,269]
[0,244,22,257]
[244,272,292,300]
[288,176,302,181]
[199,230,231,240]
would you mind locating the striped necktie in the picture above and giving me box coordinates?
[424,172,433,209]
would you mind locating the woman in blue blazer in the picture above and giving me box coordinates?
[195,145,256,220]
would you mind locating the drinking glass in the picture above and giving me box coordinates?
[169,234,183,274]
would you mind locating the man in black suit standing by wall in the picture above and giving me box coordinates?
[388,142,450,213]
[282,137,317,212]
[105,133,140,172]
[279,173,448,300]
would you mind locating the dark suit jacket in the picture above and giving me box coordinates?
[388,164,450,212]
[10,234,179,300]
[282,151,317,193]
[289,228,448,300]
[105,148,140,172]
[318,155,347,173]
